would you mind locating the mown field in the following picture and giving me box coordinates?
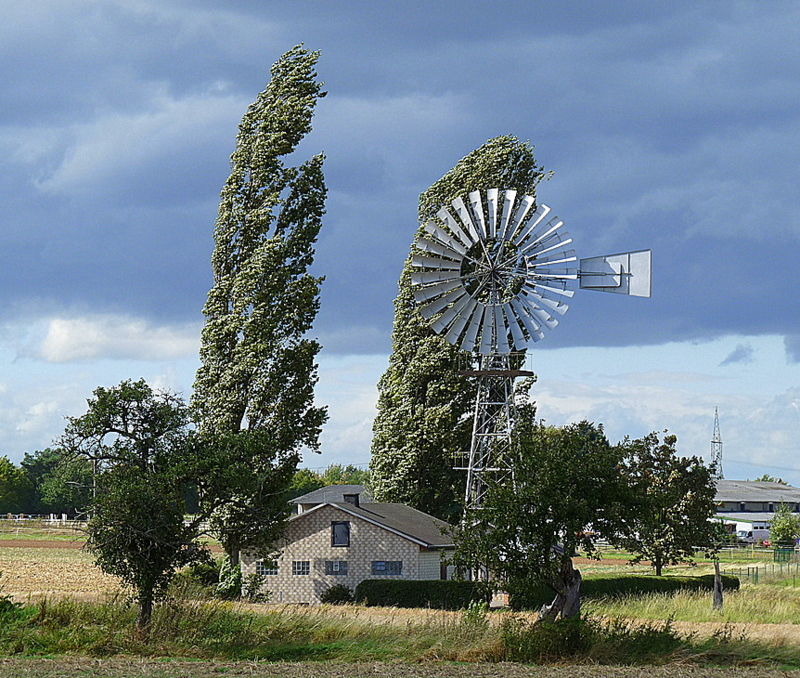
[3,523,800,677]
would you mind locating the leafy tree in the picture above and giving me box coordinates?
[754,474,787,484]
[20,448,93,515]
[370,136,548,520]
[0,456,31,514]
[769,502,800,546]
[452,421,628,620]
[320,464,370,486]
[59,379,207,628]
[616,432,718,576]
[191,45,328,564]
[289,467,325,498]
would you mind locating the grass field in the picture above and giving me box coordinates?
[3,525,800,676]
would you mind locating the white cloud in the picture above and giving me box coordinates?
[38,315,200,363]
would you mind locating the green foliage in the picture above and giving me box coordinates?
[370,136,547,521]
[214,555,243,600]
[452,421,627,618]
[191,45,327,562]
[197,431,297,561]
[59,379,209,628]
[320,464,370,487]
[616,432,719,575]
[754,474,786,484]
[768,502,800,545]
[319,583,354,605]
[508,574,740,611]
[0,455,32,513]
[35,450,93,515]
[353,579,492,610]
[242,573,269,603]
[500,614,686,664]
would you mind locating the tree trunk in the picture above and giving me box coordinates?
[137,595,153,634]
[537,559,582,622]
[713,560,723,611]
[654,556,663,577]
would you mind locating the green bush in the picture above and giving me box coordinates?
[354,579,492,610]
[320,584,354,605]
[501,614,686,663]
[508,574,740,611]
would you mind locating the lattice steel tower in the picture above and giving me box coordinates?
[711,407,723,479]
[409,188,651,511]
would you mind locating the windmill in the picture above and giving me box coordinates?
[409,188,651,511]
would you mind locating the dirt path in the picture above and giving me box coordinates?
[0,659,797,678]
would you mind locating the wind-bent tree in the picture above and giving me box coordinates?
[452,421,628,620]
[191,45,328,565]
[370,136,548,520]
[616,432,718,576]
[59,380,206,629]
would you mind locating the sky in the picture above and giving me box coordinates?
[1,1,799,484]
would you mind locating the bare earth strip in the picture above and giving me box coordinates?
[0,660,798,678]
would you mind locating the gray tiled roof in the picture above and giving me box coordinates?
[290,485,373,504]
[714,480,800,503]
[293,501,454,549]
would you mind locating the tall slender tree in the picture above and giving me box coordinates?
[369,136,548,520]
[192,45,328,564]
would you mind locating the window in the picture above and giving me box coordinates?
[331,521,350,547]
[371,560,402,576]
[292,561,310,576]
[325,560,348,576]
[255,560,278,576]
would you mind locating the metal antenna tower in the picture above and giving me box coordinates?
[711,407,723,479]
[409,188,651,512]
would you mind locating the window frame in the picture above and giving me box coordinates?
[331,521,350,547]
[324,560,348,576]
[371,560,403,576]
[292,560,311,576]
[255,559,278,576]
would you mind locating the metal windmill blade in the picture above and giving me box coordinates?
[410,189,577,355]
[409,188,652,356]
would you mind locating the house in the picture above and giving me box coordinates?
[241,486,455,604]
[714,479,800,542]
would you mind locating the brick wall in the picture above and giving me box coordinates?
[241,504,445,604]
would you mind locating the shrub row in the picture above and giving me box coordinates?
[508,573,740,611]
[354,579,493,610]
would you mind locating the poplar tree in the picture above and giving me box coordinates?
[192,45,328,564]
[369,136,547,520]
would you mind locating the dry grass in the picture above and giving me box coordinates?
[0,546,120,600]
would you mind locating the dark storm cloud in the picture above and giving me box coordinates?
[1,1,799,354]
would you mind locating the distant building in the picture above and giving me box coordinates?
[714,479,800,542]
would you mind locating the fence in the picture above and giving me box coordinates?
[722,560,800,584]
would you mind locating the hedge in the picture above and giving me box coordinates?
[354,579,493,610]
[508,574,740,611]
